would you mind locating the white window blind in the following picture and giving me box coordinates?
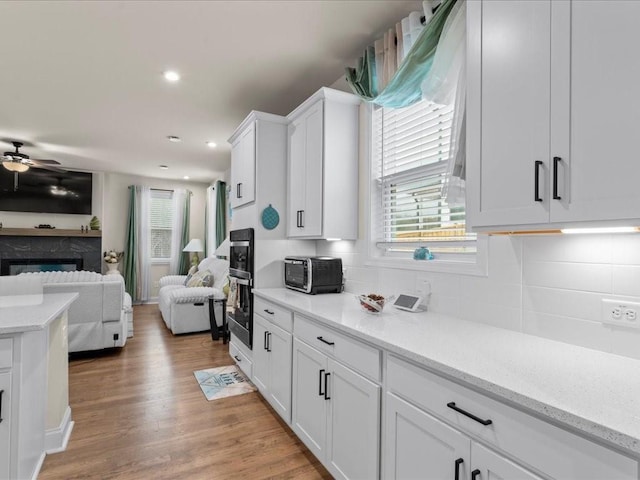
[150,189,173,260]
[372,99,476,255]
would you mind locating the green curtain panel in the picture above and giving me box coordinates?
[215,180,227,249]
[204,186,210,258]
[123,186,137,300]
[178,193,191,275]
[345,0,458,108]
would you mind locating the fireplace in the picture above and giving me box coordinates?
[1,258,83,276]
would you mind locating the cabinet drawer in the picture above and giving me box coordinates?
[254,297,292,333]
[229,339,252,380]
[387,355,637,479]
[294,314,380,382]
[0,338,12,369]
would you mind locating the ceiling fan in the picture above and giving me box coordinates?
[2,141,64,173]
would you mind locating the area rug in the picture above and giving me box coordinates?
[193,365,256,401]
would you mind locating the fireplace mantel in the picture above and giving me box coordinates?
[0,228,101,238]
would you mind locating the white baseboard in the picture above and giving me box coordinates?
[45,406,74,454]
[30,452,46,480]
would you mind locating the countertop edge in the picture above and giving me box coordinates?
[253,289,640,457]
[0,292,79,334]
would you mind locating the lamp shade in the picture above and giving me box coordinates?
[182,238,204,253]
[214,237,230,257]
[3,160,29,173]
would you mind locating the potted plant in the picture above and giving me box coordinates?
[103,249,124,275]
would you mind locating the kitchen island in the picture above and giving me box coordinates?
[252,288,640,479]
[0,291,77,480]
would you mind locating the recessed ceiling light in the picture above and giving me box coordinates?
[206,141,217,148]
[159,165,169,170]
[163,70,180,82]
[183,176,190,180]
[167,136,181,143]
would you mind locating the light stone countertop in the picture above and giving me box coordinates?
[0,292,78,334]
[253,287,640,456]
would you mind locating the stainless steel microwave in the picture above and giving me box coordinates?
[284,257,343,294]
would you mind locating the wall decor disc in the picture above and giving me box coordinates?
[261,204,280,230]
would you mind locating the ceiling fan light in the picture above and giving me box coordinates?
[2,161,29,173]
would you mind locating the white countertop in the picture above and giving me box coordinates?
[254,288,640,456]
[0,292,78,334]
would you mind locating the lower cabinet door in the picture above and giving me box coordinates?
[291,338,328,460]
[385,392,469,480]
[0,372,11,480]
[326,359,380,480]
[471,443,544,480]
[252,316,269,394]
[267,323,292,423]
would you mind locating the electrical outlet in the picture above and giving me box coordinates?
[601,299,640,328]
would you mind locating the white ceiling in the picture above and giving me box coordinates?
[0,0,422,183]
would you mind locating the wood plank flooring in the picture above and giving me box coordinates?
[39,304,332,480]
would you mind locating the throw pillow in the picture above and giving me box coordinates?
[184,265,198,286]
[186,269,214,288]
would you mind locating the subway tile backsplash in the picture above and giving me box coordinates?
[318,234,640,361]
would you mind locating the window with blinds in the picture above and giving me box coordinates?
[372,99,476,257]
[150,189,173,260]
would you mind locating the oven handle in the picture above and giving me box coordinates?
[230,241,251,247]
[232,277,252,286]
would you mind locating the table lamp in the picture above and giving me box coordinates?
[183,238,204,267]
[214,237,230,258]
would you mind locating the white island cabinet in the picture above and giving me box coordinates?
[0,292,77,480]
[467,0,640,231]
[286,87,360,240]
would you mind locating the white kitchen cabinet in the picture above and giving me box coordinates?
[229,333,253,379]
[229,121,256,209]
[287,87,360,240]
[228,112,288,238]
[252,312,293,423]
[291,330,380,480]
[385,355,638,480]
[467,0,640,231]
[0,371,10,480]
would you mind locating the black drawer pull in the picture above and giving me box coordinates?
[264,331,269,351]
[194,302,204,306]
[454,458,464,480]
[534,160,543,202]
[324,372,331,400]
[316,336,335,346]
[553,156,562,200]
[447,402,493,426]
[319,369,325,396]
[0,389,3,423]
[234,355,241,362]
[471,469,481,480]
[266,332,272,352]
[264,309,274,315]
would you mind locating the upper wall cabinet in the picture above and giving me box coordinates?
[287,88,360,240]
[228,111,288,210]
[466,0,640,231]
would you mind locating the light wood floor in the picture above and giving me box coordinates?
[39,304,332,480]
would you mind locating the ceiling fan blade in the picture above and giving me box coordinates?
[30,159,61,165]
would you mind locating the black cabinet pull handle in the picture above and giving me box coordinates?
[0,389,3,424]
[266,332,272,352]
[237,183,242,198]
[324,372,331,400]
[263,331,269,351]
[534,160,543,202]
[553,156,562,200]
[297,210,303,228]
[264,309,274,315]
[299,209,305,227]
[471,469,481,480]
[234,355,241,362]
[447,402,493,426]
[316,336,335,346]
[319,369,325,396]
[454,458,464,480]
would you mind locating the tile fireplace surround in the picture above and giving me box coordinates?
[0,230,101,275]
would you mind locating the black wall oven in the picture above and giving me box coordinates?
[227,228,254,349]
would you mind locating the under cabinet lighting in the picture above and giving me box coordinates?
[183,176,190,180]
[206,141,217,148]
[326,238,342,241]
[561,227,639,234]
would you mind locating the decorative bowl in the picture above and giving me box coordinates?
[356,293,394,314]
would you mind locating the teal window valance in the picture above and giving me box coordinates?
[345,0,459,109]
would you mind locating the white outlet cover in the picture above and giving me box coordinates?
[601,298,640,329]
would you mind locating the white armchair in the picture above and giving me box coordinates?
[158,257,229,336]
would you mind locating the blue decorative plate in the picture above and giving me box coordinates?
[261,204,280,230]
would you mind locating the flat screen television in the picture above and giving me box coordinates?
[0,167,92,215]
